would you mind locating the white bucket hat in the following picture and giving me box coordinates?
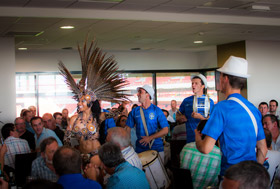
[217,56,250,78]
[191,74,207,89]
[137,85,154,100]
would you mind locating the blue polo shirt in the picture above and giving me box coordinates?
[57,173,101,189]
[179,95,214,143]
[202,93,265,176]
[102,109,116,135]
[126,104,169,153]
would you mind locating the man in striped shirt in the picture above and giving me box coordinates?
[1,123,30,169]
[107,127,142,170]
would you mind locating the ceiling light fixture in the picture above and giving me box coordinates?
[252,5,270,11]
[60,26,75,29]
[18,48,27,50]
[194,41,203,44]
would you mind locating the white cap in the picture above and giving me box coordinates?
[191,74,207,89]
[137,85,154,100]
[217,56,250,78]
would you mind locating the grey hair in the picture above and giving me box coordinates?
[107,127,130,148]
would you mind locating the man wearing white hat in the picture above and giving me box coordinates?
[126,84,169,159]
[178,73,214,143]
[195,56,267,177]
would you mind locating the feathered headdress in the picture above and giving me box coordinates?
[58,37,130,104]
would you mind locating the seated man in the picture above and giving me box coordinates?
[258,102,269,117]
[53,146,101,189]
[53,112,63,130]
[222,161,270,189]
[42,113,64,144]
[14,117,35,151]
[1,123,30,169]
[98,142,149,189]
[263,128,280,187]
[106,127,142,170]
[31,137,59,182]
[30,116,63,149]
[180,120,221,188]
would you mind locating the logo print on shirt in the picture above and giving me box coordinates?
[149,113,155,120]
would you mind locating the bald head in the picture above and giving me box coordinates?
[42,113,55,130]
[106,127,130,149]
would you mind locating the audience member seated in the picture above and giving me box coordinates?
[28,106,37,117]
[222,161,270,189]
[53,112,63,130]
[53,146,101,189]
[106,127,142,170]
[116,115,127,128]
[20,109,28,118]
[262,114,280,151]
[14,117,36,151]
[162,109,175,124]
[263,128,280,188]
[269,99,280,119]
[31,137,59,182]
[1,123,30,169]
[180,120,221,188]
[22,110,34,134]
[258,102,269,117]
[168,100,178,123]
[172,115,187,140]
[98,142,149,189]
[42,113,64,144]
[30,117,62,149]
[61,108,69,130]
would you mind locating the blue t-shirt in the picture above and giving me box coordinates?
[107,161,149,189]
[103,109,116,135]
[202,93,265,176]
[179,95,214,143]
[57,173,101,189]
[126,104,169,153]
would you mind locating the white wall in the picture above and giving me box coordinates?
[246,40,280,107]
[0,37,16,124]
[16,49,217,72]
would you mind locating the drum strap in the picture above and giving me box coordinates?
[140,107,155,149]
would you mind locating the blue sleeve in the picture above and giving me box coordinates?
[179,99,186,114]
[256,111,265,141]
[126,109,135,128]
[157,108,169,129]
[209,98,215,114]
[202,103,223,140]
[105,117,116,129]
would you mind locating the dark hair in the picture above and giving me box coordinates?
[53,146,81,176]
[269,99,278,107]
[40,137,58,153]
[263,114,279,128]
[1,123,15,139]
[224,161,270,189]
[90,100,101,124]
[197,120,207,140]
[263,128,272,148]
[259,102,268,108]
[22,110,31,117]
[53,112,62,119]
[23,179,63,189]
[161,109,169,117]
[192,75,207,94]
[132,104,138,109]
[30,116,43,126]
[98,142,125,168]
[116,115,128,127]
[222,73,246,90]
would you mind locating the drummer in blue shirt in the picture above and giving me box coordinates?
[177,74,214,143]
[126,85,169,160]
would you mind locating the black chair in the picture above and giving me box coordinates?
[170,139,186,168]
[171,166,193,189]
[15,152,37,187]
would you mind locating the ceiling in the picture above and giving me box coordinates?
[1,0,280,52]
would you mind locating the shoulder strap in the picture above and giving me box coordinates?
[228,97,258,137]
[139,107,154,149]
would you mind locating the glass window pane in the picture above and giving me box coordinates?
[205,71,218,104]
[16,74,36,117]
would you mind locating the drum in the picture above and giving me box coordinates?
[138,150,170,189]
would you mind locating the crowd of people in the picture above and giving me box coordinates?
[0,40,278,189]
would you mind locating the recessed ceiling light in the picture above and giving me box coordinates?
[194,41,203,44]
[18,48,27,50]
[60,26,75,29]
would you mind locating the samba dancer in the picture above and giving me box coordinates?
[177,74,214,143]
[58,37,130,159]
